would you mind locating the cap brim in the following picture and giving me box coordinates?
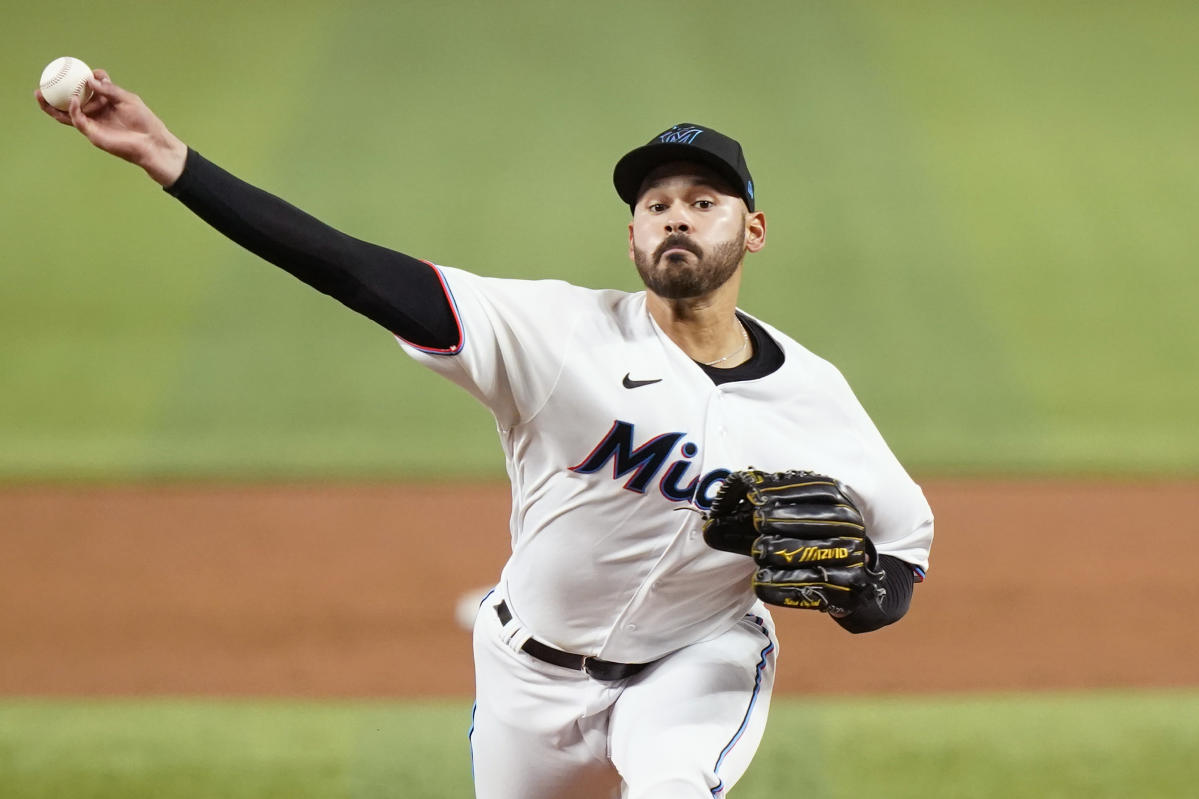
[613,143,749,210]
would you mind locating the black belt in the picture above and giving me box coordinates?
[495,600,653,682]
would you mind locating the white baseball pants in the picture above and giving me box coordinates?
[469,591,778,799]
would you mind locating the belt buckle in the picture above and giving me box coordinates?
[583,656,636,682]
[582,657,610,681]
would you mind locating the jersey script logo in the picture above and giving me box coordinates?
[570,420,730,509]
[622,373,662,389]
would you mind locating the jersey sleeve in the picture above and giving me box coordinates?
[396,265,586,429]
[823,363,935,578]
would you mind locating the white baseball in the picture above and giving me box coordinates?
[39,57,94,111]
[454,585,494,631]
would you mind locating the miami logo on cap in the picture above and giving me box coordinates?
[657,125,704,144]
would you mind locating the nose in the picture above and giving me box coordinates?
[664,205,691,234]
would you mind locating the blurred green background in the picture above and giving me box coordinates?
[4,0,1196,480]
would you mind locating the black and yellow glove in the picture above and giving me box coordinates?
[703,469,886,617]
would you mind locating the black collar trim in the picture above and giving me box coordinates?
[697,314,785,385]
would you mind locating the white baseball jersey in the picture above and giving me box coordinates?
[400,265,933,664]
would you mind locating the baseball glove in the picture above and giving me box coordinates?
[703,469,886,617]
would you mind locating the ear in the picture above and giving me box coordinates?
[744,211,766,253]
[627,221,636,261]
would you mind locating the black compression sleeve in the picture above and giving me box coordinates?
[164,148,460,349]
[834,555,917,634]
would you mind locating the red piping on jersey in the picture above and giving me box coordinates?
[393,261,465,355]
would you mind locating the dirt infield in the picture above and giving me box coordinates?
[2,480,1195,697]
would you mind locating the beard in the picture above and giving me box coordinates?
[632,232,745,300]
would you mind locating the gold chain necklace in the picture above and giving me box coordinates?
[702,324,750,367]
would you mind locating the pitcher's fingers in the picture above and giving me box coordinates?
[35,90,74,126]
[85,75,134,104]
[67,93,98,137]
[80,82,108,115]
[93,68,111,83]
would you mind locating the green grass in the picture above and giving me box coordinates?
[0,700,474,799]
[3,1,1198,479]
[2,691,1196,798]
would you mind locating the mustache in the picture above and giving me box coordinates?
[653,233,703,261]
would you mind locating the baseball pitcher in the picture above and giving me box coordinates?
[39,71,934,798]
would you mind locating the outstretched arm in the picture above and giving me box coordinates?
[36,71,460,350]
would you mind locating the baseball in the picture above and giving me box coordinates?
[39,57,94,111]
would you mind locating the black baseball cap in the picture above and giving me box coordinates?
[613,123,755,212]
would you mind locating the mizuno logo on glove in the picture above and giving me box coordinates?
[774,546,851,564]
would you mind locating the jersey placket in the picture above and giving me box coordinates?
[595,381,733,658]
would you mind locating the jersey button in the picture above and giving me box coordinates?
[625,623,637,632]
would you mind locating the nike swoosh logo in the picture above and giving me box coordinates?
[622,373,662,389]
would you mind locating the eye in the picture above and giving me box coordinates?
[695,200,714,209]
[647,202,667,213]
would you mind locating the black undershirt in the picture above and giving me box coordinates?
[835,556,916,633]
[166,149,461,349]
[164,148,915,632]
